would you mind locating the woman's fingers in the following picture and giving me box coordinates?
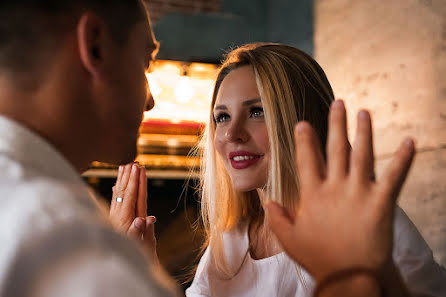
[378,138,415,207]
[127,217,146,239]
[351,110,375,184]
[326,100,350,179]
[137,165,148,217]
[294,122,325,189]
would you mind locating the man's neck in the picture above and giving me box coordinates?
[0,84,93,174]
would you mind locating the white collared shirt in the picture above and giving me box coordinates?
[0,116,175,297]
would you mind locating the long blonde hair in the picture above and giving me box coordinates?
[199,43,334,277]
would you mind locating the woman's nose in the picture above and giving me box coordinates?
[225,120,249,143]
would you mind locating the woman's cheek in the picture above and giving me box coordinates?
[214,130,226,159]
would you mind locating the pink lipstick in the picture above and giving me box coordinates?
[229,151,262,169]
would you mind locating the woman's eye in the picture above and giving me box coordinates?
[215,113,230,123]
[250,107,264,118]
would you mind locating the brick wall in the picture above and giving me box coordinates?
[145,0,221,22]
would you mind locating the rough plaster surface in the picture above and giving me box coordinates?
[315,0,446,266]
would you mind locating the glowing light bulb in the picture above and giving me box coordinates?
[175,76,194,103]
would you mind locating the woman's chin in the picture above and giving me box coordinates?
[231,181,265,193]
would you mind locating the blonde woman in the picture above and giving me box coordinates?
[110,44,446,297]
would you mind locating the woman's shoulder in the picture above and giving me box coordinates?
[393,206,431,253]
[392,206,446,296]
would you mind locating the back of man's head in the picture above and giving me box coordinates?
[0,0,146,87]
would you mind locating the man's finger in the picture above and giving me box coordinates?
[116,165,123,186]
[123,164,140,215]
[144,216,159,265]
[137,165,148,217]
[110,186,117,212]
[351,110,374,184]
[294,122,325,189]
[120,163,133,190]
[378,138,415,206]
[326,100,350,179]
[265,201,296,249]
[144,216,156,244]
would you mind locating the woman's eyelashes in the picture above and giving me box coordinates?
[214,107,264,124]
[214,112,230,123]
[250,107,264,118]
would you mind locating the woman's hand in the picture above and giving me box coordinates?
[109,162,159,265]
[266,100,415,283]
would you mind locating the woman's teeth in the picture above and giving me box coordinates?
[232,156,256,161]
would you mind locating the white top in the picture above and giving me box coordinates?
[186,208,446,297]
[0,116,175,297]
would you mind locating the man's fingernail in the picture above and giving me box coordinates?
[332,100,344,109]
[403,138,414,149]
[295,122,306,133]
[358,110,369,120]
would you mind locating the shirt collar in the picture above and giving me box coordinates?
[0,115,84,185]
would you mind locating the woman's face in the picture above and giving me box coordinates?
[213,66,270,192]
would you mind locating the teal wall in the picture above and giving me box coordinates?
[152,0,314,62]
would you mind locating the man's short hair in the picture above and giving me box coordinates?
[0,0,146,78]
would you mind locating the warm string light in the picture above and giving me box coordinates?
[144,60,218,124]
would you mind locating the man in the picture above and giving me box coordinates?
[0,1,177,296]
[0,1,437,297]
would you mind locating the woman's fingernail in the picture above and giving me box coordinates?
[132,164,138,173]
[148,216,156,223]
[118,166,122,173]
[134,217,145,229]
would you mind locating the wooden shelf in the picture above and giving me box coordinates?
[82,168,199,180]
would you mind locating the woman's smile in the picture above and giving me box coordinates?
[229,151,263,169]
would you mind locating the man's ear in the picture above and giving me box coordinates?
[77,13,112,77]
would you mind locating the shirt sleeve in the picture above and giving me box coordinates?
[2,211,179,297]
[185,247,212,297]
[393,206,446,297]
[33,251,175,297]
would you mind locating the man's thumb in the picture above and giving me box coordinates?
[265,201,295,244]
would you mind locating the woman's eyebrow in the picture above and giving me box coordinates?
[214,98,261,111]
[242,98,261,106]
[214,105,227,111]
